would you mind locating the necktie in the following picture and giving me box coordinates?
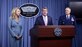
[67,16,70,19]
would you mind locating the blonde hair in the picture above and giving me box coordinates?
[11,7,20,19]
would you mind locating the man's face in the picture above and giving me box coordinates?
[42,9,48,16]
[65,8,71,15]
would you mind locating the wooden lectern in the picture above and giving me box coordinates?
[30,25,75,47]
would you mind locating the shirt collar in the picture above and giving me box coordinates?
[42,15,47,17]
[66,15,70,17]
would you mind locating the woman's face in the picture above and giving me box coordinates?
[15,9,21,16]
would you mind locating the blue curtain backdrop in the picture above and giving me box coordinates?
[0,0,82,47]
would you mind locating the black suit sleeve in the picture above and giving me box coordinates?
[58,16,63,25]
[34,17,39,26]
[48,16,53,25]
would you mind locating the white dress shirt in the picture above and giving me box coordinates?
[42,15,48,26]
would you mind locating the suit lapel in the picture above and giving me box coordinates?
[41,16,45,25]
[47,16,49,25]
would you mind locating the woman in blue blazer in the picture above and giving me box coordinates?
[8,7,24,47]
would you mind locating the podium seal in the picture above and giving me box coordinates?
[54,27,62,36]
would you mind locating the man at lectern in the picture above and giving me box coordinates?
[34,7,53,26]
[58,7,76,25]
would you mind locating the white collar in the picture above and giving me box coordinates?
[42,15,48,26]
[42,15,47,17]
[66,15,70,17]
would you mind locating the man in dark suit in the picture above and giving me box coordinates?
[58,7,76,25]
[34,7,53,26]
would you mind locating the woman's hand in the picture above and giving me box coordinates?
[16,35,22,40]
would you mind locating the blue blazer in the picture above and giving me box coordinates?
[34,15,53,26]
[58,15,76,25]
[8,16,24,37]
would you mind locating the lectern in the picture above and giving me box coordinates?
[30,25,75,47]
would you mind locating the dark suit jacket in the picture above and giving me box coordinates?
[58,15,76,25]
[34,15,53,26]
